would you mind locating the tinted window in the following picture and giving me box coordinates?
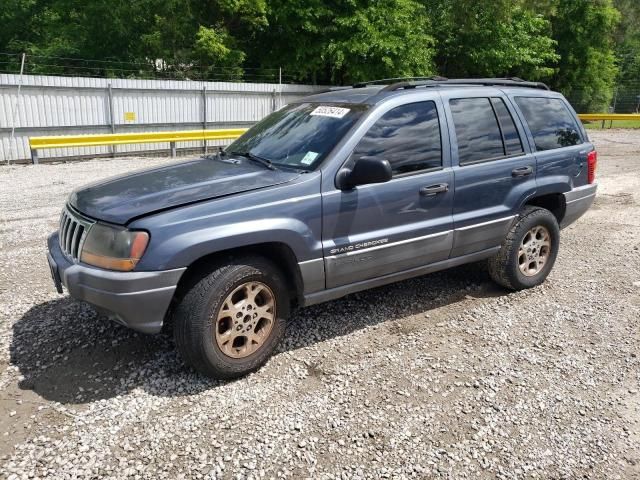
[352,101,441,176]
[227,102,367,170]
[514,97,582,151]
[491,98,524,156]
[450,98,504,165]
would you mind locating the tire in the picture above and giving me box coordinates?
[173,256,290,379]
[488,206,560,290]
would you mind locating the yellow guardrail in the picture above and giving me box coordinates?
[28,128,248,164]
[26,113,640,164]
[578,114,640,121]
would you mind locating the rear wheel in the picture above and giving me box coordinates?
[174,256,289,379]
[488,206,560,290]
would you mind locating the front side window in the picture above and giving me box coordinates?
[227,102,368,169]
[514,97,583,151]
[450,97,505,165]
[351,101,442,176]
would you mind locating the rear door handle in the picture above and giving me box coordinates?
[419,183,449,196]
[512,166,533,177]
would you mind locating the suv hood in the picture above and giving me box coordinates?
[69,158,300,224]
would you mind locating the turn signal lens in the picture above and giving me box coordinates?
[80,223,149,271]
[587,150,597,184]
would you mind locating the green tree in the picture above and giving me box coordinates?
[254,0,435,84]
[425,0,558,80]
[141,0,266,77]
[0,0,635,101]
[549,0,620,112]
[0,0,42,58]
[610,0,640,112]
[0,0,267,79]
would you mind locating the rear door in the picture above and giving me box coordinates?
[321,99,454,289]
[511,95,590,192]
[441,91,537,257]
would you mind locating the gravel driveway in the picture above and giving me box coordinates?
[1,130,639,479]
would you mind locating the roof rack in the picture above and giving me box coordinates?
[353,76,549,91]
[387,77,549,91]
[353,76,448,88]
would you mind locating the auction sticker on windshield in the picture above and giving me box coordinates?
[310,106,351,119]
[301,151,319,165]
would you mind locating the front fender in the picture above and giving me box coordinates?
[142,218,322,270]
[130,175,324,271]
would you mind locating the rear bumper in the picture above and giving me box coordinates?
[561,183,597,229]
[47,233,186,334]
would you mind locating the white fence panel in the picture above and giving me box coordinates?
[0,74,324,162]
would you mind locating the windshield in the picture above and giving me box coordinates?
[226,102,368,170]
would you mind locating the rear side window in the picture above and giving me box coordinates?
[514,97,582,151]
[449,98,506,165]
[352,101,442,176]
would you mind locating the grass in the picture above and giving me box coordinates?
[582,119,640,129]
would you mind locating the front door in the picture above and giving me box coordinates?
[321,100,454,289]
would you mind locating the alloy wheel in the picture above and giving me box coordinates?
[518,225,551,277]
[214,281,276,359]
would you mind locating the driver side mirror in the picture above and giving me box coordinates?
[337,156,393,190]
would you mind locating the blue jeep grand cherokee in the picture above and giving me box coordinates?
[47,78,597,378]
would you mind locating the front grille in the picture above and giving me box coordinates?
[58,207,94,261]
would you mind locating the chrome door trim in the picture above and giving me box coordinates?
[454,215,516,231]
[324,230,452,260]
[451,215,516,258]
[304,246,500,306]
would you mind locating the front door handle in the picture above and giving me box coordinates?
[512,166,533,177]
[419,183,449,196]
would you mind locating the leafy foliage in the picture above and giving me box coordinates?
[0,0,637,111]
[425,0,558,80]
[549,0,620,112]
[256,0,435,84]
[613,0,640,111]
[0,0,267,78]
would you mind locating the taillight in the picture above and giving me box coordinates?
[587,150,597,184]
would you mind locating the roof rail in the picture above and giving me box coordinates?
[353,76,449,88]
[379,77,550,92]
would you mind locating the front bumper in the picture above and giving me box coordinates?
[560,183,598,229]
[47,233,186,334]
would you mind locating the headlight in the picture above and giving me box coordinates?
[80,223,149,272]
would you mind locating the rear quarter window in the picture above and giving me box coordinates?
[514,97,583,151]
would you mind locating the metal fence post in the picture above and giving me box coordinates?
[8,53,26,165]
[170,142,177,158]
[279,67,282,110]
[107,83,116,157]
[202,86,208,154]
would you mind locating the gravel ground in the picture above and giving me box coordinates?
[0,130,639,479]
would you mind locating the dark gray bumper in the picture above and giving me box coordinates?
[47,233,186,334]
[560,183,597,229]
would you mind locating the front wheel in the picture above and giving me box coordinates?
[173,256,289,379]
[488,206,560,290]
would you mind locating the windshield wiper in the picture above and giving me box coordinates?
[229,150,277,171]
